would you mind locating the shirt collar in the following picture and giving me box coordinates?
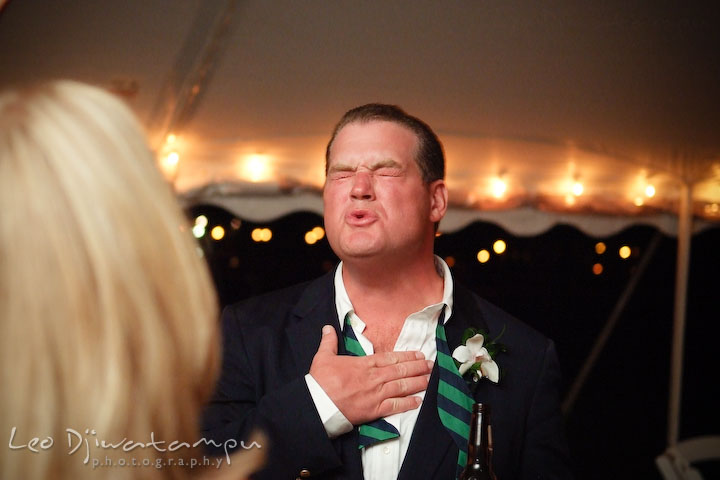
[334,255,454,331]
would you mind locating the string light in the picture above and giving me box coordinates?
[192,224,205,238]
[305,231,318,245]
[564,176,583,205]
[619,245,631,259]
[592,263,603,275]
[311,226,325,240]
[242,154,273,183]
[490,177,507,199]
[477,249,490,263]
[252,227,273,242]
[572,181,584,197]
[210,226,225,241]
[595,242,606,254]
[195,215,208,227]
[493,239,506,254]
[192,215,207,238]
[304,226,325,245]
[179,163,713,224]
[158,151,179,179]
[157,132,183,181]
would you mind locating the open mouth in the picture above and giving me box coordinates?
[347,209,376,225]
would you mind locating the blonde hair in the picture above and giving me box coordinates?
[0,80,220,479]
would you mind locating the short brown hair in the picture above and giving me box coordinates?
[325,103,445,184]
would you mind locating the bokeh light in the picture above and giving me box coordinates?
[211,226,225,240]
[242,154,273,183]
[305,231,318,245]
[477,249,490,263]
[572,181,584,196]
[311,226,325,240]
[491,177,507,198]
[192,224,205,238]
[195,215,208,228]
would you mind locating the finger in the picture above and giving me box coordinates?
[315,325,338,355]
[377,359,434,383]
[377,395,423,418]
[380,374,431,398]
[370,350,425,367]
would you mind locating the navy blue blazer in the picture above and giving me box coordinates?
[202,270,573,479]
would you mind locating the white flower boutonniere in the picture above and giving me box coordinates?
[452,326,507,388]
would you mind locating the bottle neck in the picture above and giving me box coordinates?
[466,403,492,469]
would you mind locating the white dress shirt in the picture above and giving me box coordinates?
[305,256,454,480]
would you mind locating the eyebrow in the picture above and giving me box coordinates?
[328,158,402,173]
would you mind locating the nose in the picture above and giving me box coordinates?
[350,171,375,200]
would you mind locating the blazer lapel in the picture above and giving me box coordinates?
[398,362,454,480]
[399,283,491,479]
[283,269,363,478]
[445,283,491,357]
[285,269,345,374]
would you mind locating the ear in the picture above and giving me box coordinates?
[428,179,448,223]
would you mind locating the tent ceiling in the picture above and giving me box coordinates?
[2,0,719,234]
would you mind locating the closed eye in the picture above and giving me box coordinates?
[328,170,354,180]
[375,167,402,177]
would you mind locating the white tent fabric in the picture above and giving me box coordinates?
[1,0,719,452]
[1,0,719,236]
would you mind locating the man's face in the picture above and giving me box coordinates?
[323,120,444,263]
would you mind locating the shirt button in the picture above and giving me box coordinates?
[383,445,391,455]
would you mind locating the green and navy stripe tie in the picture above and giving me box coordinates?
[436,315,474,478]
[343,313,400,449]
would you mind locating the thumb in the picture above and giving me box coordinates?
[315,325,338,355]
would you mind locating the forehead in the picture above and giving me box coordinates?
[328,120,419,166]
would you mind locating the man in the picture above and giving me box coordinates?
[202,104,573,479]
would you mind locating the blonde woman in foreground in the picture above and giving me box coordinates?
[0,80,263,479]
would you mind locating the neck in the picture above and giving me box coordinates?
[342,253,444,328]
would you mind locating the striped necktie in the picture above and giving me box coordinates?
[436,317,474,478]
[343,313,400,449]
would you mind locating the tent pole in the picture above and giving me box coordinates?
[667,181,693,447]
[147,0,240,147]
[562,231,662,415]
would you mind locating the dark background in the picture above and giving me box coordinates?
[190,204,719,480]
